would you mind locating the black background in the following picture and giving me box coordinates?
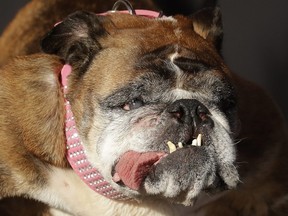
[1,0,288,120]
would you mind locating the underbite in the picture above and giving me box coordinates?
[166,133,202,153]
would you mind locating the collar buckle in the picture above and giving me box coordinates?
[110,0,163,18]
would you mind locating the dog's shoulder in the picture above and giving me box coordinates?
[1,54,62,76]
[0,54,67,169]
[0,54,63,110]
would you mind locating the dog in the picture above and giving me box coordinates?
[1,1,288,216]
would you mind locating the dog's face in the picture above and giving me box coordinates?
[42,9,239,205]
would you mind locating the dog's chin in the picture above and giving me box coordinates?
[143,146,215,205]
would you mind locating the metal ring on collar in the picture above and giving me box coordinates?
[112,0,136,15]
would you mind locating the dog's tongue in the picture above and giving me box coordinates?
[113,151,165,190]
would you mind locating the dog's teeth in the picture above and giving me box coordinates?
[167,141,177,153]
[197,134,202,146]
[191,139,197,146]
[178,142,183,148]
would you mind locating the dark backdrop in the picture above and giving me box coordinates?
[1,0,288,120]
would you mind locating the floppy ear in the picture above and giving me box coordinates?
[191,7,223,51]
[41,11,109,74]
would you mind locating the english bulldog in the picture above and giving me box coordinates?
[1,2,288,216]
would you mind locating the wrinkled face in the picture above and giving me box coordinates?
[42,10,239,205]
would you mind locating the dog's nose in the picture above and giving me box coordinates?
[167,99,211,126]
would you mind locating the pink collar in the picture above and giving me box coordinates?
[99,9,162,18]
[61,9,161,200]
[61,65,127,200]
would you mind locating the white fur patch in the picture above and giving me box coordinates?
[173,28,182,40]
[169,88,209,103]
[158,16,182,40]
[170,88,193,100]
[44,72,58,89]
[33,167,191,216]
[168,52,183,81]
[209,109,230,132]
[169,52,179,62]
[158,16,177,23]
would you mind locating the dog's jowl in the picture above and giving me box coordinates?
[0,4,288,216]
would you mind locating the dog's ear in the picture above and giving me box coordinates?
[191,7,223,51]
[41,11,109,74]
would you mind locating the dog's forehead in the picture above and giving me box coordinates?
[87,13,225,97]
[103,13,215,51]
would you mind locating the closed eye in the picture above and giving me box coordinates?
[122,98,144,111]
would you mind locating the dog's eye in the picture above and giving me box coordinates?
[123,98,144,111]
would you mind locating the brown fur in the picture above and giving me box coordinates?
[0,0,156,66]
[0,1,288,216]
[0,55,65,192]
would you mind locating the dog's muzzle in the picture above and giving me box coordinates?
[167,99,213,144]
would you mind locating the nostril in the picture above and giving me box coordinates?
[171,111,183,119]
[198,112,208,121]
[167,99,210,124]
[196,105,209,121]
[168,104,185,121]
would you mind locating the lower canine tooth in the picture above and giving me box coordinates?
[197,134,202,146]
[167,141,177,153]
[192,139,197,146]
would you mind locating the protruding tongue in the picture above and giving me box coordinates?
[113,151,165,190]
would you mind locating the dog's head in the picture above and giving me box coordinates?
[42,8,239,205]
